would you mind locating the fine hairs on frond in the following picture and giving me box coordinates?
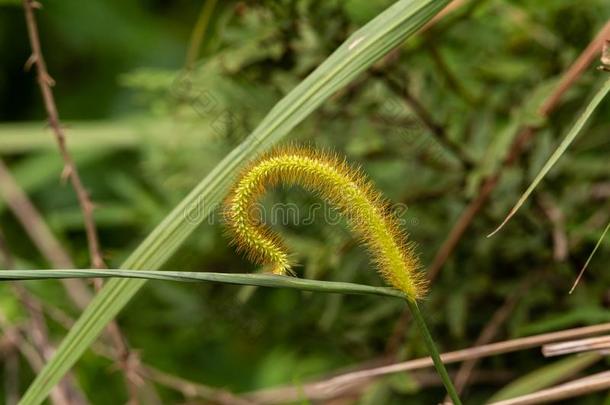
[223,145,427,300]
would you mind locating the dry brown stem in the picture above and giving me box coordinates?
[247,322,610,403]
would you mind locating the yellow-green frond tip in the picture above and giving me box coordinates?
[223,145,427,300]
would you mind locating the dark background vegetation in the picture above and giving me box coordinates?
[0,0,609,403]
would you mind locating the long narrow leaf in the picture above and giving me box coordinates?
[569,220,610,294]
[0,269,405,298]
[488,77,610,237]
[19,1,449,403]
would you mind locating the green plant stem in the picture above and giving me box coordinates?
[569,219,610,294]
[0,269,404,299]
[407,299,462,405]
[185,0,218,69]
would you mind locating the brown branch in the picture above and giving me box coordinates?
[18,2,150,400]
[428,44,478,105]
[0,159,90,307]
[543,334,610,357]
[0,159,145,402]
[3,347,19,405]
[384,309,412,357]
[0,267,85,404]
[419,0,467,33]
[34,296,251,405]
[251,369,512,405]
[427,173,499,281]
[246,322,610,404]
[0,315,79,405]
[0,231,87,405]
[539,24,610,117]
[590,181,610,199]
[488,371,610,405]
[447,278,531,399]
[426,19,610,281]
[573,209,609,247]
[384,74,474,168]
[538,194,568,262]
[22,0,105,270]
[141,367,256,405]
[15,288,88,405]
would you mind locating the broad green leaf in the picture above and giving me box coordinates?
[19,1,449,403]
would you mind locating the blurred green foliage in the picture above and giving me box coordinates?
[1,0,610,403]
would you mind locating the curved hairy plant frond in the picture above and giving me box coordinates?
[222,146,461,403]
[19,1,449,403]
[224,146,426,300]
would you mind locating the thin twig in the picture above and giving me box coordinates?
[0,287,84,405]
[26,288,508,405]
[538,194,568,262]
[578,210,610,245]
[427,173,499,281]
[419,0,467,33]
[488,371,610,405]
[590,181,610,199]
[447,278,530,399]
[22,0,105,269]
[384,308,412,357]
[21,2,196,396]
[0,231,87,404]
[3,347,19,405]
[141,367,255,405]
[436,20,610,273]
[487,77,610,238]
[384,74,474,168]
[428,44,478,105]
[426,19,610,281]
[246,322,610,403]
[16,288,88,405]
[0,316,78,405]
[0,159,91,307]
[543,334,610,357]
[31,294,252,405]
[0,159,144,401]
[0,161,73,269]
[539,23,610,116]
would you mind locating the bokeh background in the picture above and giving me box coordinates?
[1,0,610,403]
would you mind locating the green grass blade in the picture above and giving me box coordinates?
[569,220,610,294]
[19,1,449,403]
[185,0,217,68]
[0,269,405,298]
[488,77,610,237]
